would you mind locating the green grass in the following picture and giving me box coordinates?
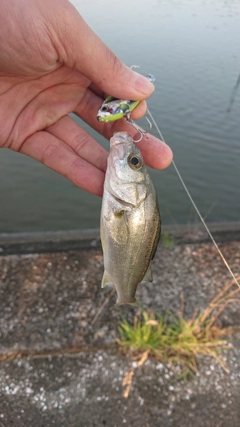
[161,232,175,247]
[117,278,240,378]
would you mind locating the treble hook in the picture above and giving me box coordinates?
[125,114,152,143]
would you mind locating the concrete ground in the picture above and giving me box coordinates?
[0,228,240,426]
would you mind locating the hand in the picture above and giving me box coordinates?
[0,0,173,196]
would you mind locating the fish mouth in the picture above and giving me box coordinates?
[110,132,133,147]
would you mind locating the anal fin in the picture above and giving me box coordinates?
[141,262,153,283]
[101,270,112,288]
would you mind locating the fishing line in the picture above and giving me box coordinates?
[147,108,240,289]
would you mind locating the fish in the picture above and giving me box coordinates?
[100,131,161,304]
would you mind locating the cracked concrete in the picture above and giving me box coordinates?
[0,230,240,426]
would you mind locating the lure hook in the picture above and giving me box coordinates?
[126,114,152,143]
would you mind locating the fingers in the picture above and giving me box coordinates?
[74,89,173,170]
[17,103,172,197]
[109,120,173,170]
[54,2,154,100]
[46,110,172,172]
[46,115,108,172]
[134,132,173,170]
[19,129,105,196]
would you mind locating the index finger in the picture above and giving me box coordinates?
[54,2,154,100]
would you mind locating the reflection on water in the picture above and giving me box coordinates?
[0,0,240,232]
[227,72,240,113]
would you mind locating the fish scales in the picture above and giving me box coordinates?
[100,131,161,305]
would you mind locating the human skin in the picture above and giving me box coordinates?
[0,0,173,196]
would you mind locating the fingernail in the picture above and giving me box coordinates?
[133,73,155,95]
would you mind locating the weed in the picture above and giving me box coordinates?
[161,232,175,247]
[117,278,240,397]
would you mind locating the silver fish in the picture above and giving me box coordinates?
[100,131,161,304]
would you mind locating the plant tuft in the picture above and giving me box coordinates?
[118,278,240,396]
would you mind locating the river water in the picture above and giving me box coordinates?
[0,0,240,232]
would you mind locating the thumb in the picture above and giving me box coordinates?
[51,1,154,100]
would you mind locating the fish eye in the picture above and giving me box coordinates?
[127,154,143,170]
[101,106,108,112]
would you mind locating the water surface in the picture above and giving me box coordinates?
[0,0,240,232]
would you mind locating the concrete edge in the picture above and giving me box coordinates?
[0,229,101,256]
[1,222,240,256]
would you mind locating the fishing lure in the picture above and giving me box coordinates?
[97,73,155,142]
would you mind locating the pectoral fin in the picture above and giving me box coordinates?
[141,262,153,283]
